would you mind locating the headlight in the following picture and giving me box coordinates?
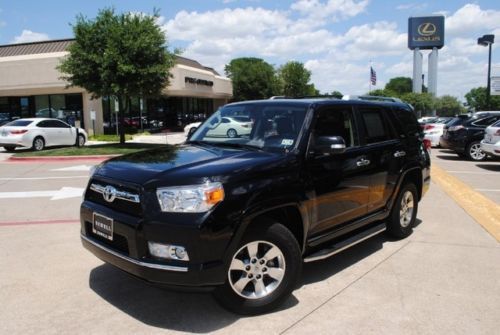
[156,182,224,213]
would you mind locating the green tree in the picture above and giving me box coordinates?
[400,92,435,117]
[330,90,343,99]
[277,61,313,98]
[435,95,465,116]
[225,58,278,101]
[368,88,398,97]
[58,8,175,143]
[385,77,412,95]
[465,87,500,111]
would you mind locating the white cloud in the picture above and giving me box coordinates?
[446,4,500,37]
[291,0,369,21]
[11,30,49,44]
[396,2,428,11]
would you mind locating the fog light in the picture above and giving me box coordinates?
[148,241,189,261]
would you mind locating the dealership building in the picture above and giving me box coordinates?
[0,39,233,134]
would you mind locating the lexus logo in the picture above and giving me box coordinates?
[417,22,436,36]
[103,185,117,203]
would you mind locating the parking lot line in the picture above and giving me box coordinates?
[432,165,500,242]
[446,170,498,175]
[0,219,80,227]
[476,189,500,192]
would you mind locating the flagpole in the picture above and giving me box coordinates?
[369,60,372,94]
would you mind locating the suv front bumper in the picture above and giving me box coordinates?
[80,201,229,289]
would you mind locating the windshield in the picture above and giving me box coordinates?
[189,103,309,152]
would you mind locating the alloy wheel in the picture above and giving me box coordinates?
[399,190,414,228]
[34,138,44,151]
[228,240,286,299]
[469,143,486,161]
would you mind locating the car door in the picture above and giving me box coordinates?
[356,105,403,212]
[36,120,58,146]
[306,105,370,238]
[51,120,74,145]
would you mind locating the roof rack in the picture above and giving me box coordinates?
[342,95,403,103]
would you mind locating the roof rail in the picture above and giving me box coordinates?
[342,95,403,103]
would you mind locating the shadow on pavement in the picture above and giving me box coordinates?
[476,163,500,172]
[89,264,299,332]
[89,220,423,331]
[435,154,464,161]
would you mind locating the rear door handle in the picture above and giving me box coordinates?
[394,151,406,158]
[356,159,370,167]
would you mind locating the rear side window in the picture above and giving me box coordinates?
[472,116,500,127]
[5,120,33,127]
[392,107,420,137]
[358,108,392,144]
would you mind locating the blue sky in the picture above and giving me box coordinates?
[1,0,499,99]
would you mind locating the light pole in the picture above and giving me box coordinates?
[477,34,495,110]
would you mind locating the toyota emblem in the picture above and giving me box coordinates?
[103,185,117,203]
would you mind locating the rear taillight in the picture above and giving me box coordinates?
[423,139,432,151]
[424,124,435,131]
[495,129,500,136]
[10,129,28,135]
[448,125,464,132]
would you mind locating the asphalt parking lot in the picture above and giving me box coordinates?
[0,147,499,334]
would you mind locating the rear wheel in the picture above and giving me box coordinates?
[3,146,15,152]
[227,128,237,138]
[32,137,45,151]
[213,220,302,315]
[387,183,418,239]
[466,141,486,161]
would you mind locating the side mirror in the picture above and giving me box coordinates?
[314,136,346,155]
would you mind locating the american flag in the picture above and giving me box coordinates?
[370,66,377,86]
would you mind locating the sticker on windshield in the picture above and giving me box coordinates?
[281,139,294,146]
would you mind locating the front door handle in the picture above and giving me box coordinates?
[356,159,370,167]
[394,150,406,158]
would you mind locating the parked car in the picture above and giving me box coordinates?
[205,116,253,138]
[423,117,454,147]
[81,98,430,314]
[481,119,500,158]
[183,121,202,137]
[439,112,500,160]
[0,118,87,152]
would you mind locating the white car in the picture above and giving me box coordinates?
[206,116,252,138]
[481,119,500,158]
[0,118,88,152]
[423,117,453,147]
[183,121,202,137]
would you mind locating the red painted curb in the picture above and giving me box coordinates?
[8,155,118,162]
[0,219,80,227]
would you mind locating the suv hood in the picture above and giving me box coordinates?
[94,144,286,186]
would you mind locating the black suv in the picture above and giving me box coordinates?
[81,99,430,314]
[440,112,500,160]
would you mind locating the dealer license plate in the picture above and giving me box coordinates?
[92,213,113,241]
[485,134,492,143]
[1,130,7,137]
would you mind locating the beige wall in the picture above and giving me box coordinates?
[0,52,233,134]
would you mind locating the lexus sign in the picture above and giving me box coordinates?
[408,16,445,50]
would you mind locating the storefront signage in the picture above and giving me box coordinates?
[408,16,445,50]
[185,77,214,87]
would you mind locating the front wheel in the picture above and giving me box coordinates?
[387,183,418,239]
[466,141,486,161]
[213,220,302,315]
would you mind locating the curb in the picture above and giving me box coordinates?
[8,155,119,162]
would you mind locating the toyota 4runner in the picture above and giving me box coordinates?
[81,98,430,314]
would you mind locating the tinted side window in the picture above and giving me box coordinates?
[472,116,500,127]
[37,120,50,128]
[51,120,70,128]
[314,107,358,147]
[359,108,391,144]
[392,107,420,136]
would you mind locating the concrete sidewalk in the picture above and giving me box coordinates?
[0,177,498,334]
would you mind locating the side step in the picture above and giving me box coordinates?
[304,223,386,263]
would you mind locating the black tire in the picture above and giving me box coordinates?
[77,134,86,147]
[387,183,418,239]
[465,141,487,161]
[32,137,45,151]
[3,146,16,152]
[213,219,302,315]
[227,128,237,138]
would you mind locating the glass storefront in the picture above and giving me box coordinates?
[102,96,214,134]
[0,93,83,127]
